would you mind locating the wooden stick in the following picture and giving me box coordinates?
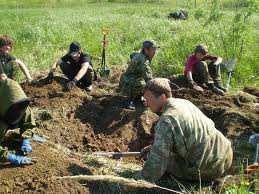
[56,175,184,194]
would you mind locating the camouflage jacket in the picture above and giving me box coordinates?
[0,79,35,160]
[123,51,153,84]
[0,78,35,135]
[141,98,232,182]
[0,53,17,79]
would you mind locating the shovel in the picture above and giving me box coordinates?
[225,58,237,91]
[99,29,110,77]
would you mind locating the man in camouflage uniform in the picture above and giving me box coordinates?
[119,40,157,109]
[0,61,36,165]
[140,78,233,182]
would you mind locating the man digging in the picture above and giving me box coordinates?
[184,44,227,95]
[47,41,94,91]
[139,78,233,182]
[119,40,158,109]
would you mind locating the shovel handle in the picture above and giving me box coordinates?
[226,71,232,90]
[254,144,259,164]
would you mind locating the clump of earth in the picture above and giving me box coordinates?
[0,72,258,193]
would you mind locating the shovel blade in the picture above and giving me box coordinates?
[100,67,110,77]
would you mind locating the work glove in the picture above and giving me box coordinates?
[21,139,33,154]
[212,85,225,96]
[27,78,37,85]
[46,72,54,84]
[65,79,77,91]
[7,152,36,165]
[189,80,204,92]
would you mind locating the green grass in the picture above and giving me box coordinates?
[83,154,258,193]
[0,0,258,87]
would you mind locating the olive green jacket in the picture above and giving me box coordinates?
[119,52,153,98]
[141,98,232,182]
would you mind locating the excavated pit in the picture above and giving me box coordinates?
[0,74,258,193]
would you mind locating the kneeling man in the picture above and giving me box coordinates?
[47,42,94,91]
[140,78,233,182]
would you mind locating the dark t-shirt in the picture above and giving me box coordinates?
[61,53,92,69]
[0,53,16,78]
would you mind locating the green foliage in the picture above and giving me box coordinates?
[0,0,258,86]
[201,0,258,87]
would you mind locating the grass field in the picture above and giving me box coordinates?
[0,1,258,193]
[0,0,258,88]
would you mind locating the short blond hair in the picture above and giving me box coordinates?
[145,78,172,98]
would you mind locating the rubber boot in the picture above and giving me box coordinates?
[214,81,227,92]
[207,83,225,96]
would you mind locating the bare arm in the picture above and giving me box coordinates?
[214,57,223,65]
[74,62,90,81]
[187,71,193,82]
[187,71,203,91]
[49,59,62,73]
[15,59,32,81]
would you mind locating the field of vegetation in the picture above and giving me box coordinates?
[0,0,258,87]
[0,0,258,193]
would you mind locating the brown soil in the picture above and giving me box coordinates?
[0,73,258,193]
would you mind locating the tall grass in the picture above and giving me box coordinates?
[0,0,258,87]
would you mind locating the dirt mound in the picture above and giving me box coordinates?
[75,95,158,152]
[24,77,258,161]
[169,75,258,136]
[0,143,90,193]
[22,77,158,153]
[0,74,258,193]
[244,86,259,97]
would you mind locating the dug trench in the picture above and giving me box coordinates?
[0,74,258,193]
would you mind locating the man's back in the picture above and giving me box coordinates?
[124,52,152,82]
[161,98,232,179]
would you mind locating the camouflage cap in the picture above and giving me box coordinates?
[142,40,159,49]
[145,78,172,98]
[195,44,208,54]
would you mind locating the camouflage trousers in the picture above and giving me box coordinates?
[166,146,233,181]
[192,61,222,85]
[0,107,35,160]
[119,74,146,100]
